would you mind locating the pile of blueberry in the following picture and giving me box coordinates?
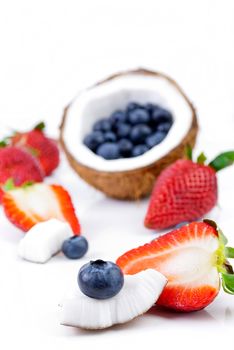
[83,102,173,160]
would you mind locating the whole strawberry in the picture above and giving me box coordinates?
[11,122,60,176]
[0,146,44,202]
[145,149,234,230]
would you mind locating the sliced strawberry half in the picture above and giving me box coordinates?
[117,220,234,312]
[2,183,81,234]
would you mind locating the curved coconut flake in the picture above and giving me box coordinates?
[18,219,73,263]
[59,269,167,330]
[63,72,193,172]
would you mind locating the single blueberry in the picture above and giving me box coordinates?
[78,260,124,300]
[104,131,117,142]
[132,144,149,157]
[83,131,105,151]
[62,236,88,259]
[96,142,120,160]
[128,108,150,125]
[118,138,133,157]
[151,107,173,125]
[115,123,131,138]
[145,103,158,115]
[146,131,166,148]
[130,124,152,144]
[126,102,141,112]
[93,118,112,132]
[157,122,172,133]
[110,110,126,124]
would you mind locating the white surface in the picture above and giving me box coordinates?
[0,1,234,349]
[18,219,73,263]
[64,73,192,171]
[60,269,167,329]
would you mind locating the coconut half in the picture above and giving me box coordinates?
[59,269,167,330]
[60,68,198,199]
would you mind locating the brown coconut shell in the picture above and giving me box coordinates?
[60,68,198,200]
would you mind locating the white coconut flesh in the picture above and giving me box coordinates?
[18,219,73,263]
[59,269,167,330]
[63,73,193,172]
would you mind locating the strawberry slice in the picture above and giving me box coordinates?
[117,220,234,312]
[2,183,80,234]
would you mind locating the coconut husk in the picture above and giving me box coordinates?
[60,68,198,200]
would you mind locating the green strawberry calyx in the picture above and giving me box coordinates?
[0,137,10,148]
[3,178,34,192]
[204,219,234,294]
[185,146,234,172]
[34,121,45,132]
[209,151,234,172]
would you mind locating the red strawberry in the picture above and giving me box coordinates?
[117,220,234,312]
[2,183,81,234]
[11,122,60,176]
[0,146,44,202]
[145,150,234,230]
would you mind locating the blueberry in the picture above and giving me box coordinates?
[78,260,124,300]
[126,102,141,112]
[93,118,112,132]
[146,131,166,148]
[96,142,120,159]
[130,124,152,144]
[118,139,133,157]
[151,107,173,125]
[128,108,150,125]
[83,131,104,151]
[110,110,126,124]
[104,131,117,142]
[145,103,157,115]
[132,144,149,157]
[157,122,172,133]
[115,123,131,138]
[62,236,88,259]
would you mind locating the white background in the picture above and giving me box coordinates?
[0,1,234,349]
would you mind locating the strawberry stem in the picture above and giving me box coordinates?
[209,151,234,172]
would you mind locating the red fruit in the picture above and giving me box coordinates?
[117,220,234,312]
[145,151,234,230]
[11,122,60,176]
[145,159,217,229]
[0,146,44,202]
[2,183,81,234]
